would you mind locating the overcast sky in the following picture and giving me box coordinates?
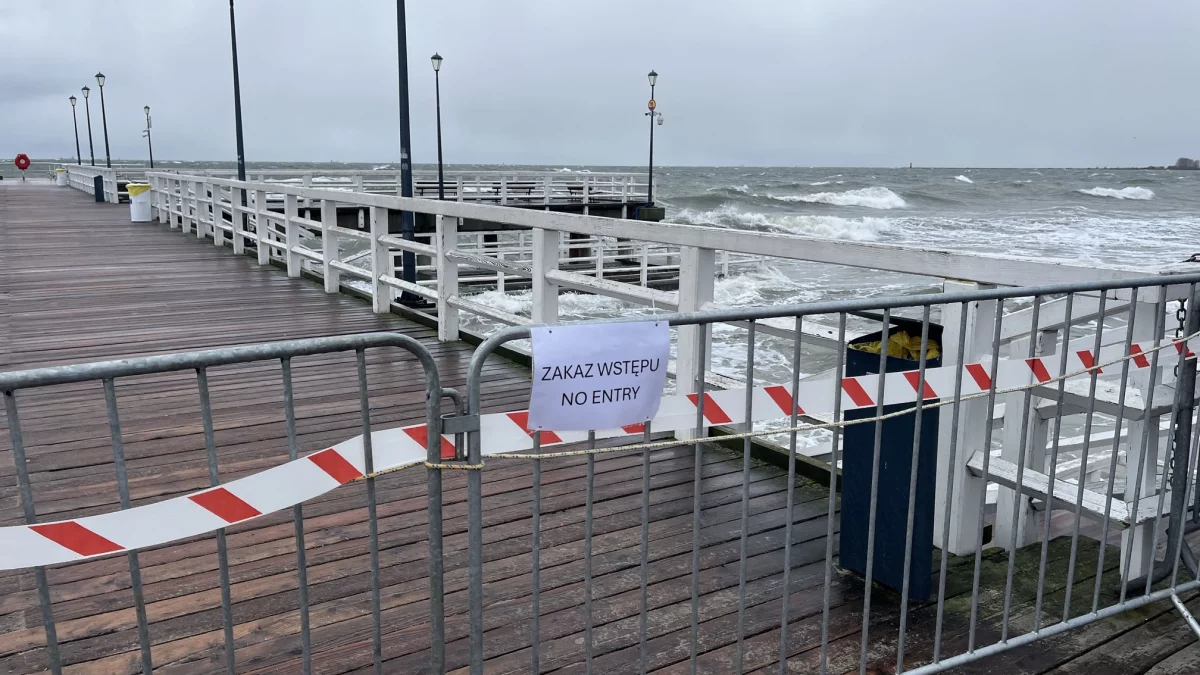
[2,0,1197,167]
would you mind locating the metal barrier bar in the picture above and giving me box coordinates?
[3,391,63,675]
[734,320,757,674]
[196,367,237,674]
[102,378,154,675]
[818,314,846,673]
[281,358,313,675]
[933,303,970,661]
[968,300,1006,652]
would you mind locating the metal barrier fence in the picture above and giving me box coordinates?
[3,274,1200,673]
[0,334,447,675]
[457,271,1200,674]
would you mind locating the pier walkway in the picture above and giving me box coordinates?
[2,181,1199,674]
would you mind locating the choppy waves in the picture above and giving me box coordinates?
[1077,186,1154,200]
[766,186,906,209]
[671,204,894,241]
[955,175,973,184]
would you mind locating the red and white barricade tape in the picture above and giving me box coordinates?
[1,336,1193,570]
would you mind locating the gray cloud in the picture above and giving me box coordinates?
[3,0,1198,167]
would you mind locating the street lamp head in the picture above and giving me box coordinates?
[657,113,664,126]
[95,72,105,87]
[81,86,90,99]
[431,53,442,72]
[647,70,657,86]
[144,105,150,115]
[70,95,77,107]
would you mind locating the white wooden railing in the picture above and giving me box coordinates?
[139,170,1200,577]
[167,169,648,209]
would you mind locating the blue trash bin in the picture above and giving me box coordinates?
[840,318,942,601]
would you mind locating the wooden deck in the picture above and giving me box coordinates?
[1,181,1198,674]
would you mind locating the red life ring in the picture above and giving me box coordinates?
[14,154,30,170]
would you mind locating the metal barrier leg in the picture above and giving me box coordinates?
[355,350,384,675]
[4,391,63,675]
[196,368,237,675]
[102,379,154,675]
[281,359,313,675]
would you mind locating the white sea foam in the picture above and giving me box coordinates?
[672,204,893,241]
[809,180,831,186]
[766,186,906,210]
[1077,186,1154,200]
[955,175,973,184]
[708,184,753,194]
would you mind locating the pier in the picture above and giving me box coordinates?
[2,176,1200,674]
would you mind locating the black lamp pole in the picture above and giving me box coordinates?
[82,86,95,166]
[69,96,82,165]
[396,0,418,302]
[229,0,246,182]
[144,106,154,169]
[96,73,111,168]
[645,70,657,205]
[431,53,444,200]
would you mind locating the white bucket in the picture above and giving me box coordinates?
[55,169,68,186]
[128,183,153,222]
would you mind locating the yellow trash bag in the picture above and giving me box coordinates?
[849,330,940,361]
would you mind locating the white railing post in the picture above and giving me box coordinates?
[193,181,204,239]
[456,175,464,202]
[531,227,559,324]
[641,243,650,287]
[596,236,605,280]
[167,178,177,229]
[231,187,245,254]
[302,174,313,219]
[284,193,301,278]
[436,214,460,341]
[370,206,393,314]
[676,246,716,400]
[321,199,340,293]
[995,326,1055,550]
[254,189,269,265]
[543,175,552,208]
[933,280,996,555]
[1122,299,1167,580]
[210,183,223,246]
[582,174,590,216]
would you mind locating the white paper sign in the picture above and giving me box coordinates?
[528,320,670,431]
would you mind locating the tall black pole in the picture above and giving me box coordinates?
[70,99,82,165]
[435,69,444,201]
[229,0,247,182]
[647,81,655,205]
[97,76,111,169]
[146,119,155,169]
[83,89,95,166]
[396,0,418,302]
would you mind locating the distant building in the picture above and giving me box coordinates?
[1172,157,1200,170]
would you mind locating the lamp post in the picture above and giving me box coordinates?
[69,96,82,165]
[228,0,246,182]
[395,0,418,303]
[143,106,154,169]
[431,52,444,200]
[96,73,111,168]
[82,86,95,166]
[645,70,663,205]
